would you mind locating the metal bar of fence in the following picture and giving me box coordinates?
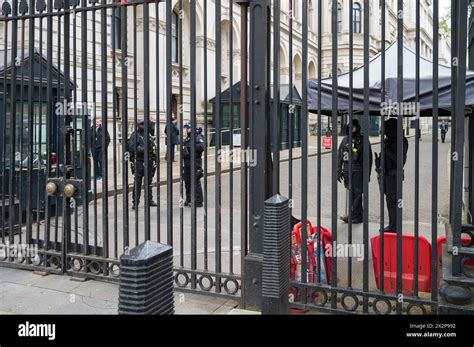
[204,0,209,271]
[133,3,138,246]
[143,0,151,241]
[81,0,89,258]
[347,0,354,289]
[7,0,16,244]
[179,0,184,267]
[272,0,280,194]
[54,12,61,249]
[288,0,293,202]
[301,0,309,305]
[215,0,222,294]
[166,0,173,246]
[380,0,386,293]
[36,3,46,250]
[316,0,322,284]
[100,0,109,259]
[112,1,119,258]
[190,0,197,288]
[396,0,404,315]
[431,0,439,303]
[121,0,130,250]
[330,0,338,310]
[63,0,72,272]
[44,0,52,251]
[155,0,161,243]
[72,0,78,254]
[413,0,420,298]
[26,0,35,247]
[229,0,234,275]
[18,12,25,247]
[362,0,370,313]
[92,3,98,255]
[1,9,8,244]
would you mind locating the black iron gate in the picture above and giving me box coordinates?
[1,0,473,314]
[0,0,246,301]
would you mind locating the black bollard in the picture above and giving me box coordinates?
[118,241,174,315]
[261,194,291,315]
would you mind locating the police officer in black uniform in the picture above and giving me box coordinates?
[128,119,158,209]
[375,118,409,232]
[440,120,448,143]
[338,119,373,224]
[182,122,204,207]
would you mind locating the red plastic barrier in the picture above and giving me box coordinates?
[371,233,431,294]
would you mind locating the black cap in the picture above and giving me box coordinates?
[137,119,145,125]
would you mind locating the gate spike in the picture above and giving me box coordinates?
[19,0,28,14]
[53,0,64,10]
[36,0,46,13]
[1,1,12,16]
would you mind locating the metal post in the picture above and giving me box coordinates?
[452,0,469,276]
[243,0,272,310]
[61,0,73,273]
[469,8,474,224]
[237,0,249,307]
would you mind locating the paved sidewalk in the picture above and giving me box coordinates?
[0,267,238,315]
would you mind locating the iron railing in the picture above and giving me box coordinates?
[0,0,472,314]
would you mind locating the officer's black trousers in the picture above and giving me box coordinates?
[347,171,364,221]
[384,174,397,232]
[133,166,154,206]
[183,166,203,205]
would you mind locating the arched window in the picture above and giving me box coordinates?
[353,2,361,33]
[171,10,179,63]
[293,0,298,21]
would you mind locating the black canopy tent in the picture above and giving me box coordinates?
[308,41,474,117]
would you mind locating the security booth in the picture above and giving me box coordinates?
[210,82,302,149]
[0,48,86,231]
